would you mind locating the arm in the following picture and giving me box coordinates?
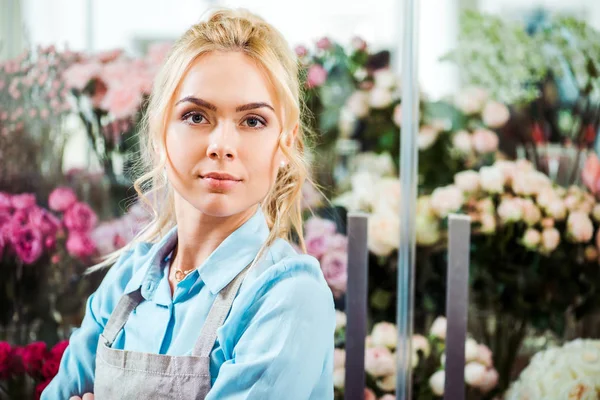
[41,249,139,400]
[206,258,336,400]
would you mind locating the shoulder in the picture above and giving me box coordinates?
[236,238,334,315]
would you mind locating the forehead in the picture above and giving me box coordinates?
[175,51,279,110]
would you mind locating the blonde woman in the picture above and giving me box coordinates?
[42,8,335,400]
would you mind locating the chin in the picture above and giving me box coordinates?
[192,194,248,218]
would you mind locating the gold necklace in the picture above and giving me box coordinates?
[169,253,195,282]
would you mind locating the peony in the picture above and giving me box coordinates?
[346,91,370,118]
[523,228,541,249]
[66,232,97,259]
[497,198,523,223]
[452,130,473,154]
[567,211,594,243]
[417,126,439,150]
[464,362,487,387]
[429,370,445,396]
[305,235,330,259]
[479,166,505,193]
[306,64,327,88]
[454,86,488,114]
[430,316,447,339]
[365,347,396,377]
[368,214,400,257]
[482,101,510,128]
[454,170,480,193]
[371,322,397,349]
[63,61,102,90]
[369,87,393,109]
[541,227,561,253]
[412,334,430,357]
[430,185,464,218]
[48,187,78,212]
[11,193,36,210]
[0,342,13,379]
[63,202,98,233]
[472,128,499,154]
[320,250,347,298]
[10,226,43,264]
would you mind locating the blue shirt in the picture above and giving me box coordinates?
[42,207,335,399]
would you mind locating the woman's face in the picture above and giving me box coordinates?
[165,51,286,218]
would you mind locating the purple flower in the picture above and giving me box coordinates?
[10,225,43,264]
[11,193,36,210]
[63,202,98,233]
[320,250,348,298]
[48,187,78,212]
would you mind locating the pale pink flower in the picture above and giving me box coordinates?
[478,368,499,393]
[371,322,397,349]
[100,60,131,87]
[454,170,480,193]
[379,395,396,400]
[306,64,327,89]
[48,187,78,212]
[365,347,395,377]
[472,128,499,154]
[547,199,567,220]
[479,166,505,193]
[320,250,347,298]
[567,211,594,242]
[369,87,393,109]
[334,349,345,369]
[95,49,123,63]
[454,86,488,114]
[482,101,510,128]
[476,344,493,367]
[66,232,97,259]
[497,198,523,223]
[430,316,447,339]
[146,42,172,65]
[452,130,473,154]
[523,228,541,249]
[294,45,308,58]
[346,91,370,118]
[316,37,332,50]
[541,217,555,228]
[100,85,143,119]
[11,193,36,210]
[351,36,367,51]
[541,227,561,253]
[393,104,402,127]
[464,361,487,387]
[430,185,464,218]
[63,62,102,90]
[521,199,542,226]
[417,126,439,150]
[412,334,431,357]
[429,370,445,396]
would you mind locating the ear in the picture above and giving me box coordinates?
[284,123,298,149]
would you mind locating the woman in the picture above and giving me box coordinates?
[42,8,335,400]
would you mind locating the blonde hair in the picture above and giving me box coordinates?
[92,8,314,271]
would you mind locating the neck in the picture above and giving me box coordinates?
[172,198,259,272]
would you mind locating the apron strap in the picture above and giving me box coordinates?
[192,262,253,357]
[100,289,145,347]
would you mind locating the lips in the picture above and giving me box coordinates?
[200,172,241,181]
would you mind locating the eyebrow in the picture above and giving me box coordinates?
[175,96,275,112]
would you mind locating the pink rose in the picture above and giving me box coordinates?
[472,129,499,154]
[305,234,329,259]
[48,187,78,212]
[464,361,487,387]
[476,344,493,367]
[28,207,60,237]
[63,202,98,233]
[294,45,308,58]
[146,42,172,65]
[328,234,348,252]
[62,61,102,90]
[306,64,327,89]
[66,232,97,259]
[10,226,43,264]
[567,211,594,243]
[11,193,36,210]
[482,101,510,128]
[101,85,143,119]
[365,347,395,377]
[316,37,332,50]
[320,250,347,298]
[0,192,12,211]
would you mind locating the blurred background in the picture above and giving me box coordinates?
[2,0,600,399]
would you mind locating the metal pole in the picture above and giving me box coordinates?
[396,0,420,398]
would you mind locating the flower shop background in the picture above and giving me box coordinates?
[3,0,600,399]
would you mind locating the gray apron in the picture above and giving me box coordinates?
[93,263,252,400]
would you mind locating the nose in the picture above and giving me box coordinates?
[207,122,237,161]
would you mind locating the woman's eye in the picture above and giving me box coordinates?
[243,116,266,129]
[183,112,207,125]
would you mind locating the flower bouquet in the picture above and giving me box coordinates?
[333,315,498,399]
[506,339,600,400]
[0,188,99,345]
[0,340,68,400]
[418,159,600,389]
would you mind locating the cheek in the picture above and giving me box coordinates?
[165,126,204,172]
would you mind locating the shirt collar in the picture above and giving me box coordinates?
[123,205,269,298]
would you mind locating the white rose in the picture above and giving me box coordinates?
[464,362,487,387]
[452,130,473,154]
[335,311,347,330]
[482,101,510,128]
[333,368,345,388]
[430,316,447,339]
[454,170,480,193]
[368,214,400,257]
[346,91,370,118]
[498,198,523,223]
[523,228,541,249]
[418,125,439,150]
[365,347,396,377]
[465,338,479,362]
[369,87,393,109]
[371,322,398,349]
[455,86,488,114]
[374,69,397,90]
[412,334,431,357]
[429,370,445,396]
[430,185,464,218]
[546,199,567,220]
[479,166,505,193]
